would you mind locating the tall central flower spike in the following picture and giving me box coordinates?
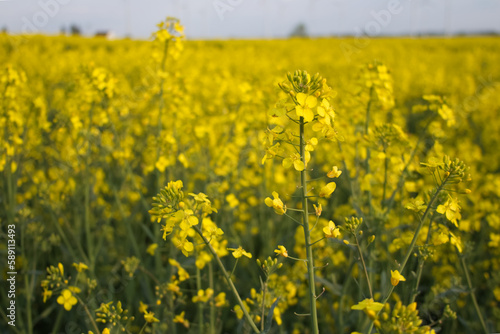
[263,70,341,170]
[262,70,342,334]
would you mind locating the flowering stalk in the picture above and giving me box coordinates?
[299,118,320,334]
[379,177,444,308]
[367,156,470,333]
[151,20,184,331]
[193,225,260,333]
[264,70,338,334]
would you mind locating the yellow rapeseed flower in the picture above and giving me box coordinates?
[228,246,252,259]
[265,191,287,215]
[42,288,52,303]
[327,166,342,178]
[282,152,305,171]
[274,245,288,257]
[234,305,244,319]
[144,311,160,323]
[192,288,214,303]
[173,311,190,328]
[72,262,88,273]
[295,93,317,123]
[319,182,337,198]
[57,289,77,311]
[390,270,406,286]
[351,298,384,311]
[323,221,340,238]
[139,301,148,313]
[215,292,228,307]
[436,196,461,227]
[146,243,158,256]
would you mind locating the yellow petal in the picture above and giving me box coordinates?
[293,160,305,171]
[303,108,314,123]
[305,95,318,108]
[282,158,293,169]
[296,93,307,105]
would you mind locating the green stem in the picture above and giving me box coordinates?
[85,104,94,273]
[354,233,373,299]
[384,191,440,303]
[381,148,388,208]
[50,211,85,262]
[113,188,141,258]
[337,259,356,333]
[365,86,374,219]
[138,322,148,334]
[299,117,319,334]
[230,258,239,278]
[458,249,488,334]
[196,256,204,334]
[410,213,436,303]
[208,261,216,334]
[75,295,101,334]
[309,237,326,247]
[51,308,64,334]
[24,243,34,334]
[193,225,260,333]
[260,279,268,331]
[168,242,177,334]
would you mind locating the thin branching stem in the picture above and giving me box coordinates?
[458,249,489,334]
[284,212,303,226]
[354,233,373,299]
[193,225,260,333]
[410,212,436,303]
[309,237,326,247]
[75,295,101,334]
[260,279,268,331]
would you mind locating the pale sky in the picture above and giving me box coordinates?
[1,0,499,39]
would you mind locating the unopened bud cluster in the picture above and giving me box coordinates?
[41,263,66,290]
[343,216,364,234]
[278,70,334,99]
[441,156,470,184]
[279,70,324,95]
[374,302,435,334]
[417,245,435,261]
[149,180,185,220]
[257,256,283,277]
[95,301,134,330]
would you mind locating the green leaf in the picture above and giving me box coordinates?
[262,298,280,334]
